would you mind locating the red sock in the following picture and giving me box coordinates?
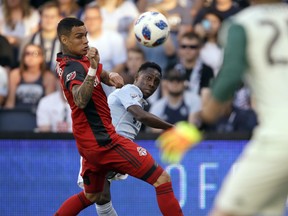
[54,191,93,216]
[155,182,183,216]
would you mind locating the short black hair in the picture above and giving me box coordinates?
[138,61,162,77]
[57,17,84,40]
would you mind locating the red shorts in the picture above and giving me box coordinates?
[78,134,164,193]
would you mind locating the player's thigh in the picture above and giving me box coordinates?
[82,170,107,194]
[215,147,288,216]
[108,136,164,185]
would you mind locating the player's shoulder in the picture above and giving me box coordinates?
[119,84,142,94]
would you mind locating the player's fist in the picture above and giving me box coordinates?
[87,47,100,69]
[157,121,202,164]
[108,72,124,88]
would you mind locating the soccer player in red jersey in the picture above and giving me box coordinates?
[54,17,183,216]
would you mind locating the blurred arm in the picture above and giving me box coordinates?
[200,23,248,124]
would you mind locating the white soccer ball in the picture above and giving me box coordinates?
[134,11,170,48]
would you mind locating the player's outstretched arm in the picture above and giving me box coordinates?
[127,105,173,130]
[100,70,124,88]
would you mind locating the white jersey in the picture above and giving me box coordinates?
[232,3,288,138]
[108,84,147,140]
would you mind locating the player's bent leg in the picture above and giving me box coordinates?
[93,180,118,216]
[153,171,184,216]
[54,191,93,216]
[153,170,171,187]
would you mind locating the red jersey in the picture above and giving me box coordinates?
[56,53,118,150]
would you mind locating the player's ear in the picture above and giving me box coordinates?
[60,35,68,46]
[134,72,139,83]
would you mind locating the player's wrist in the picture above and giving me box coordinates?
[87,64,102,77]
[87,67,96,76]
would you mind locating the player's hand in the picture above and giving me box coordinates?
[87,47,100,69]
[108,72,124,88]
[157,121,202,164]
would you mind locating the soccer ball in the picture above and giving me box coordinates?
[134,11,170,48]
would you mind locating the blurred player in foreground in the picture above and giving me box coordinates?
[54,17,183,216]
[77,62,174,216]
[158,0,288,215]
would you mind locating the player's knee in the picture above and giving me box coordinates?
[84,192,102,203]
[95,191,111,205]
[153,171,171,187]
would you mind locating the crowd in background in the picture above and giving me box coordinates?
[0,0,268,134]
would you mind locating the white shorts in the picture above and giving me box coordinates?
[214,138,288,216]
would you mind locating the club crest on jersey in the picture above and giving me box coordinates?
[137,147,147,156]
[130,93,141,99]
[66,71,76,82]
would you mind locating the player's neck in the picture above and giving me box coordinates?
[62,47,81,58]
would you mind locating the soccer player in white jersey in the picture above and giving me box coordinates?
[78,61,174,216]
[158,0,288,215]
[200,0,288,215]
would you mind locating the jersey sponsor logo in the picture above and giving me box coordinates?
[66,71,76,82]
[137,147,147,156]
[130,93,138,99]
[130,93,141,100]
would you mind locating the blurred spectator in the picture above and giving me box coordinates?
[167,31,214,104]
[4,43,56,111]
[29,0,50,9]
[83,4,127,96]
[20,1,62,72]
[56,0,83,19]
[120,47,146,84]
[149,67,201,133]
[0,66,8,107]
[194,0,241,25]
[0,0,40,47]
[0,34,15,68]
[83,4,127,73]
[36,84,72,133]
[96,0,139,40]
[194,10,223,75]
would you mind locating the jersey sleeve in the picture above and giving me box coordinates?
[62,61,86,92]
[211,23,248,102]
[117,85,143,109]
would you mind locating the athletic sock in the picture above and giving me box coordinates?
[155,182,184,216]
[54,191,93,216]
[95,201,118,216]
